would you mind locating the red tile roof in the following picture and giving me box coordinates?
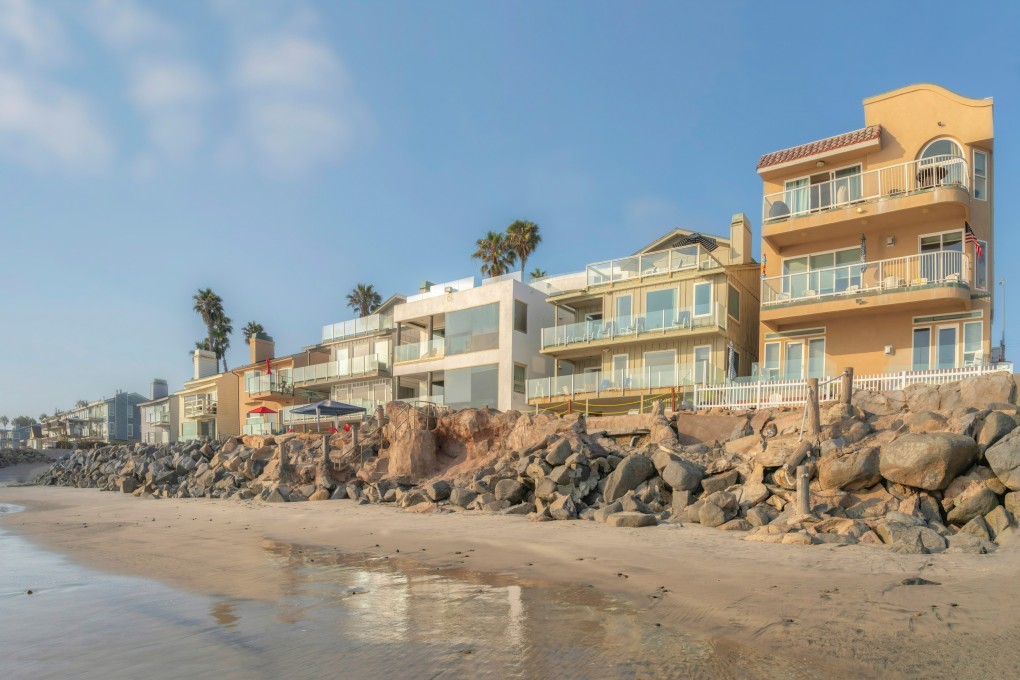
[757,125,881,170]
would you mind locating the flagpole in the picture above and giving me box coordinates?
[1000,279,1007,361]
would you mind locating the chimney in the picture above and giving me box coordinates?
[193,349,217,380]
[150,379,168,400]
[249,332,275,365]
[729,213,753,265]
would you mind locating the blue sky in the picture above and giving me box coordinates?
[0,0,1017,419]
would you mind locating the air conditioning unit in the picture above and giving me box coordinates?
[444,286,454,294]
[884,345,895,356]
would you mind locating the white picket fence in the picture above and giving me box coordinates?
[692,363,1012,410]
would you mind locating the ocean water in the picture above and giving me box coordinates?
[0,503,809,679]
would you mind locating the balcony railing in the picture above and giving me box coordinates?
[394,338,446,363]
[541,302,727,349]
[242,421,277,436]
[763,155,969,224]
[183,397,216,419]
[585,245,722,289]
[322,313,393,344]
[761,251,971,306]
[291,355,386,385]
[145,411,170,425]
[527,363,726,401]
[245,371,294,396]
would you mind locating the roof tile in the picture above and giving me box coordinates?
[757,125,881,170]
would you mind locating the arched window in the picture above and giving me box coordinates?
[917,138,965,188]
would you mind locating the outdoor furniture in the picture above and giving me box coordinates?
[675,311,691,328]
[768,200,791,219]
[916,164,947,189]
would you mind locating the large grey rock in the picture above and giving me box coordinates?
[494,479,526,504]
[961,372,1015,409]
[449,487,477,508]
[978,411,1018,451]
[594,501,623,523]
[746,504,779,527]
[947,485,999,525]
[423,480,452,502]
[946,533,996,554]
[958,515,991,540]
[854,389,906,417]
[699,502,728,528]
[879,433,979,490]
[985,429,1020,491]
[544,438,573,466]
[701,469,739,495]
[874,522,947,552]
[660,460,703,492]
[549,494,578,520]
[603,454,655,502]
[607,511,658,528]
[817,447,880,491]
[984,505,1016,541]
[905,382,942,413]
[533,477,557,500]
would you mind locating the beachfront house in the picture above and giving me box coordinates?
[175,350,239,442]
[40,390,147,446]
[138,379,176,445]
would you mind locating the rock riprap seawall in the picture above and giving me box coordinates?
[36,372,1020,555]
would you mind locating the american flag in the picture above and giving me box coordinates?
[965,222,983,258]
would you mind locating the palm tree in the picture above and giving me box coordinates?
[211,316,233,372]
[529,267,547,281]
[472,231,516,278]
[243,321,265,343]
[0,415,8,430]
[506,220,542,274]
[346,284,382,317]
[192,288,225,353]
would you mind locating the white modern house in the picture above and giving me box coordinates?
[392,273,555,411]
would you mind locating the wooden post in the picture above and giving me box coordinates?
[671,386,676,413]
[841,367,854,405]
[352,421,361,467]
[806,377,821,442]
[796,464,811,515]
[567,399,573,415]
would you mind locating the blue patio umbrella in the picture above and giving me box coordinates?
[292,400,367,432]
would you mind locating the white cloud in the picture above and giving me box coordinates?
[86,0,176,53]
[0,0,66,64]
[625,196,684,232]
[129,60,212,160]
[234,34,348,93]
[0,70,112,171]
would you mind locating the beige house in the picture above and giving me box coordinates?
[176,350,239,441]
[757,83,994,378]
[527,215,760,415]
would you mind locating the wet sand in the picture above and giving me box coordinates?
[2,486,1020,678]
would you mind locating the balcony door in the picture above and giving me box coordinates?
[645,288,676,331]
[936,325,958,370]
[784,342,804,380]
[643,350,676,388]
[611,354,628,388]
[919,231,963,283]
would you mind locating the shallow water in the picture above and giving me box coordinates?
[0,503,814,679]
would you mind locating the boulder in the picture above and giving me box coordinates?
[984,505,1016,541]
[701,469,739,495]
[960,372,1015,409]
[1005,491,1020,517]
[817,447,880,491]
[718,519,753,531]
[549,495,578,520]
[423,480,452,502]
[594,501,623,523]
[977,411,1018,451]
[699,501,728,528]
[985,429,1020,491]
[544,438,573,466]
[603,454,655,502]
[903,411,947,434]
[854,389,906,417]
[494,479,526,504]
[308,488,331,501]
[958,515,991,540]
[533,477,558,500]
[874,522,947,553]
[330,486,348,500]
[607,511,658,528]
[879,433,979,490]
[746,504,779,527]
[905,383,942,413]
[660,460,702,492]
[449,487,477,508]
[946,533,996,554]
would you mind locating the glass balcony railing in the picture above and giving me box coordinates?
[322,313,393,344]
[527,364,727,401]
[291,355,387,384]
[244,371,294,396]
[394,339,445,363]
[540,302,727,349]
[585,245,721,288]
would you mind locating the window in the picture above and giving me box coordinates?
[446,303,500,355]
[513,363,526,394]
[920,138,963,160]
[783,247,861,298]
[644,350,677,388]
[784,342,804,380]
[445,364,499,410]
[611,354,628,387]
[727,285,740,321]
[974,150,988,200]
[919,231,965,282]
[645,288,676,330]
[963,322,983,366]
[807,338,826,378]
[127,424,133,437]
[693,282,712,317]
[615,295,632,324]
[936,325,958,370]
[763,342,780,380]
[513,300,528,333]
[693,345,711,384]
[913,328,932,371]
[919,139,966,187]
[975,241,988,290]
[782,165,861,217]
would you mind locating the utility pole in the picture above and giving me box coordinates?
[1000,279,1007,361]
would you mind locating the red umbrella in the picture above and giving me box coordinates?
[248,406,278,414]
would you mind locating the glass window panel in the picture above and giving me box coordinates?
[445,364,499,410]
[974,150,986,174]
[921,139,961,159]
[728,285,740,320]
[644,350,676,388]
[446,303,500,355]
[513,364,526,394]
[920,236,941,252]
[834,248,859,265]
[809,253,834,269]
[763,343,780,380]
[808,338,826,378]
[693,282,712,317]
[694,346,711,384]
[913,328,931,371]
[645,288,676,330]
[784,343,804,380]
[942,233,963,251]
[785,178,809,214]
[514,300,527,333]
[936,327,957,369]
[963,322,983,365]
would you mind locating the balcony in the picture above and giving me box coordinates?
[292,355,387,385]
[762,156,970,246]
[145,411,170,426]
[761,251,972,325]
[584,245,722,291]
[394,338,446,364]
[540,302,728,353]
[527,363,727,403]
[244,372,294,397]
[183,396,217,420]
[322,313,393,344]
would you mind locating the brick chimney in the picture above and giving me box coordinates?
[249,333,275,365]
[729,213,753,265]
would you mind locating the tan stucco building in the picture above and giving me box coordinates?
[527,216,760,414]
[757,83,994,379]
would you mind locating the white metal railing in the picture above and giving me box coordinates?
[762,251,971,306]
[692,362,1011,410]
[541,302,727,349]
[291,355,386,384]
[763,155,969,224]
[322,313,394,344]
[527,363,725,401]
[183,395,216,419]
[395,338,445,363]
[585,245,723,288]
[144,410,170,425]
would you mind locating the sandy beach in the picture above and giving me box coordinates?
[2,486,1019,678]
